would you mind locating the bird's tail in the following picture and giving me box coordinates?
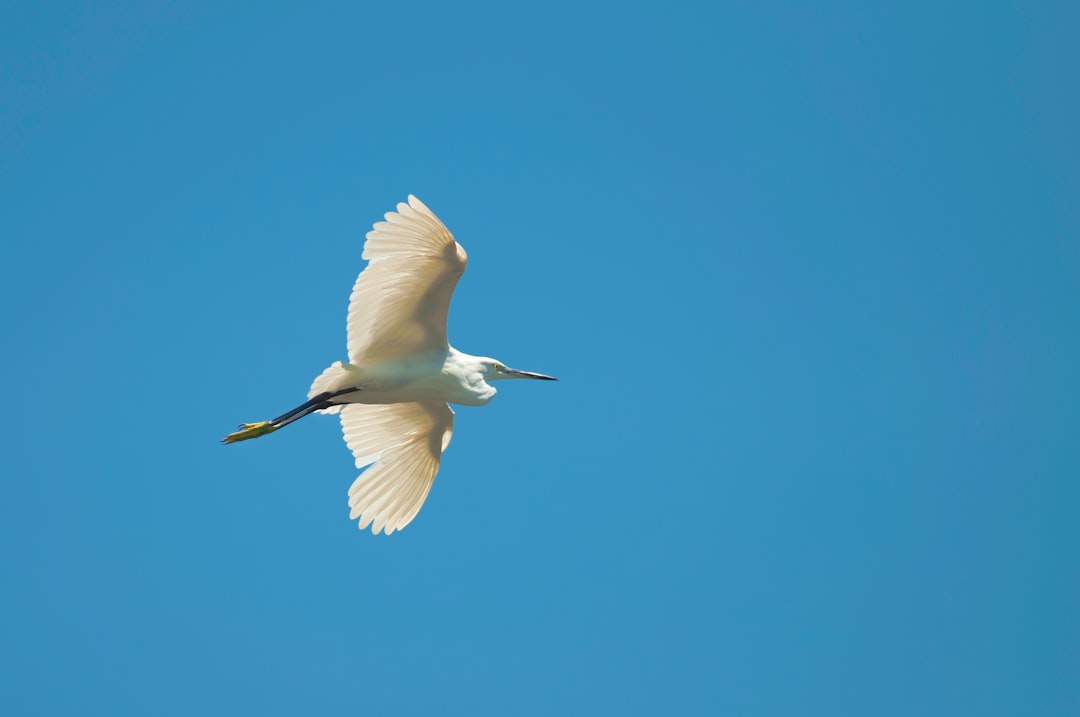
[308,361,361,414]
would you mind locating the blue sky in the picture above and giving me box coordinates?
[2,2,1078,714]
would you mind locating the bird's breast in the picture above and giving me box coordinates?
[338,356,494,406]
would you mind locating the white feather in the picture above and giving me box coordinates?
[340,401,454,535]
[346,195,467,365]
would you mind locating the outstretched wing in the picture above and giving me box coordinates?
[339,400,454,535]
[347,195,468,365]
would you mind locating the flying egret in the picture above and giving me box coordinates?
[222,195,556,535]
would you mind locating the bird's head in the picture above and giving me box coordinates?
[482,358,558,382]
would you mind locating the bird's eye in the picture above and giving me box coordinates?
[493,363,505,372]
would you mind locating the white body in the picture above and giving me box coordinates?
[310,346,498,408]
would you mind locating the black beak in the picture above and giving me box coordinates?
[506,368,558,381]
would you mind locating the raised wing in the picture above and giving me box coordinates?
[347,195,468,365]
[339,401,454,535]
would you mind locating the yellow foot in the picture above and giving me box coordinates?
[222,421,279,444]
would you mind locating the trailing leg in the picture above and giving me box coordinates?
[221,387,360,444]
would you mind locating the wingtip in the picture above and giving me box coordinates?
[407,194,429,213]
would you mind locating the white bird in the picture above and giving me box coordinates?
[223,195,556,535]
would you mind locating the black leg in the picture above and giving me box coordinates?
[268,387,361,429]
[223,386,362,444]
[268,392,332,425]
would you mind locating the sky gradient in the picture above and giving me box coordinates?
[2,2,1078,715]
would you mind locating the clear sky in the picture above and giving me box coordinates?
[2,2,1078,715]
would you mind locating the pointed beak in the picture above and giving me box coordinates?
[505,367,558,381]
